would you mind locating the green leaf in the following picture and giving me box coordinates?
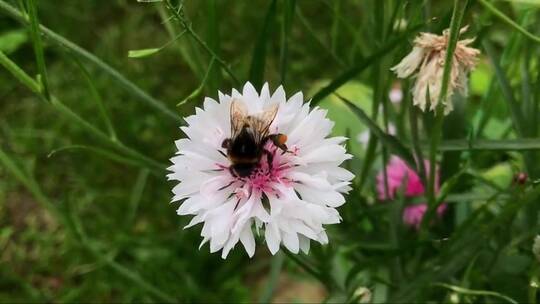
[337,94,416,169]
[249,0,277,89]
[0,29,27,53]
[128,47,161,58]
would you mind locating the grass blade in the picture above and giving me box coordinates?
[249,0,277,89]
[0,147,57,215]
[337,94,416,169]
[423,0,468,232]
[23,0,50,100]
[0,50,166,172]
[205,0,221,93]
[483,40,526,137]
[71,55,117,141]
[432,283,518,304]
[258,252,284,303]
[47,145,152,171]
[0,147,175,303]
[126,169,150,227]
[0,50,40,93]
[295,6,345,67]
[177,56,216,106]
[435,138,540,151]
[163,0,240,86]
[0,0,180,122]
[478,0,540,44]
[310,24,422,105]
[279,0,295,84]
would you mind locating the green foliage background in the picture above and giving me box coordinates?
[1,0,540,302]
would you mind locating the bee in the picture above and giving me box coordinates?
[221,99,288,177]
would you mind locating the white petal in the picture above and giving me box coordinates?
[282,232,299,254]
[299,235,311,254]
[240,224,256,258]
[265,223,281,255]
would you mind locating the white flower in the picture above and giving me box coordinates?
[391,26,480,115]
[168,82,354,258]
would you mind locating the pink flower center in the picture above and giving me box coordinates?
[244,146,291,194]
[216,142,296,199]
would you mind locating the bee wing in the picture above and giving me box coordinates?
[252,103,279,142]
[230,99,248,137]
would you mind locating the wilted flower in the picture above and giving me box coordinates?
[391,26,480,114]
[533,235,540,262]
[168,82,354,258]
[376,156,446,229]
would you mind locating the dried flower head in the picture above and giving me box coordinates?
[168,82,354,258]
[391,26,480,115]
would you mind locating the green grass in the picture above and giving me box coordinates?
[1,0,540,302]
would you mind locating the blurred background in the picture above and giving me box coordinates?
[1,0,540,302]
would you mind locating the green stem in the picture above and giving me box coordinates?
[258,252,285,303]
[423,0,468,231]
[478,0,540,44]
[24,0,50,100]
[0,0,180,122]
[0,147,175,303]
[0,50,40,93]
[164,0,240,86]
[0,50,166,173]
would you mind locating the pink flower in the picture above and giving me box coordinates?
[376,156,446,229]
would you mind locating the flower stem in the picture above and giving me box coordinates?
[478,0,540,44]
[422,0,468,232]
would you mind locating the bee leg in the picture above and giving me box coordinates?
[229,166,239,178]
[268,134,288,152]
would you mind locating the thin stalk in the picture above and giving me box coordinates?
[157,4,203,79]
[164,0,240,86]
[295,6,345,67]
[478,0,540,44]
[0,50,40,93]
[24,0,50,100]
[0,0,180,122]
[423,0,468,231]
[177,56,216,106]
[258,252,285,303]
[0,50,166,173]
[71,55,117,141]
[279,0,296,84]
[409,103,427,186]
